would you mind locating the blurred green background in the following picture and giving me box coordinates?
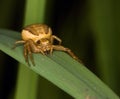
[0,0,120,99]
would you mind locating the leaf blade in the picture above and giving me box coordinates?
[0,29,119,99]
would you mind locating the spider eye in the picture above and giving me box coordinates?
[36,40,41,44]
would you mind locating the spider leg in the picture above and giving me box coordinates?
[24,39,47,66]
[24,41,36,66]
[24,43,30,66]
[51,35,62,45]
[12,40,25,49]
[28,39,45,55]
[37,46,46,55]
[49,45,53,55]
[27,45,35,66]
[53,45,82,63]
[24,39,42,66]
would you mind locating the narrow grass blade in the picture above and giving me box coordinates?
[0,29,119,99]
[24,0,47,25]
[15,0,48,98]
[90,0,120,94]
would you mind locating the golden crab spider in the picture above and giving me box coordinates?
[13,24,81,66]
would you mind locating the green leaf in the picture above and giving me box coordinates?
[0,29,119,99]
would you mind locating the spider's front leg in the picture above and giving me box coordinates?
[51,35,62,45]
[53,45,82,63]
[24,40,35,66]
[24,39,45,66]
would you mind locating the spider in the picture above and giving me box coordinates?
[13,24,81,66]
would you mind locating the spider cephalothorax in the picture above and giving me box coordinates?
[14,24,81,66]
